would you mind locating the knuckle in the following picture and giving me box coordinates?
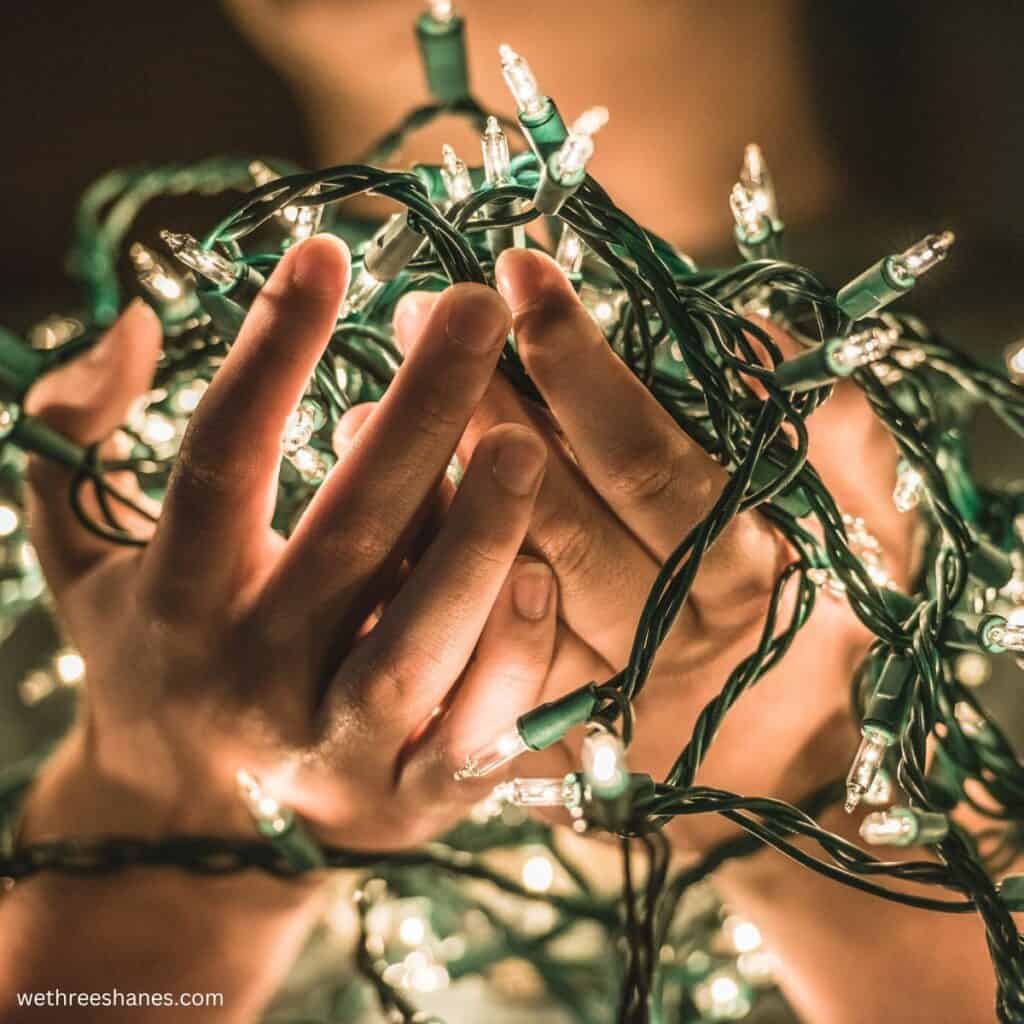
[601,441,686,508]
[533,508,595,582]
[173,430,256,498]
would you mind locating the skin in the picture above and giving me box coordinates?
[0,3,1013,1021]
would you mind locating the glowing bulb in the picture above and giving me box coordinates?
[454,726,529,780]
[898,231,955,278]
[1005,340,1024,380]
[521,854,555,893]
[28,315,84,351]
[694,968,752,1021]
[481,116,513,184]
[954,700,989,739]
[341,265,385,318]
[54,649,85,685]
[739,143,778,223]
[170,379,207,415]
[498,44,545,117]
[140,412,178,447]
[729,183,768,241]
[893,460,925,513]
[553,106,608,180]
[723,916,762,954]
[555,225,585,276]
[845,727,892,813]
[426,0,455,24]
[860,807,948,847]
[828,325,900,374]
[160,231,237,288]
[863,766,893,807]
[236,769,291,835]
[130,243,187,302]
[490,775,583,808]
[582,725,628,798]
[955,652,991,688]
[0,502,19,538]
[19,670,58,707]
[289,445,333,484]
[249,162,324,241]
[282,398,324,457]
[399,915,427,946]
[440,143,473,202]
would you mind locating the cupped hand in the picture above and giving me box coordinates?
[394,248,917,850]
[20,235,559,852]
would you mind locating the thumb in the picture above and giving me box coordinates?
[24,299,163,594]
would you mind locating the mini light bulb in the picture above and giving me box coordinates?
[54,648,86,686]
[236,769,292,835]
[694,967,752,1021]
[555,225,585,276]
[289,445,333,484]
[129,243,188,302]
[28,315,84,351]
[249,161,324,242]
[1004,340,1024,381]
[498,44,546,118]
[455,726,529,780]
[827,324,900,375]
[341,265,385,318]
[282,397,324,457]
[160,231,237,288]
[859,806,949,847]
[729,183,769,241]
[425,0,455,25]
[521,854,555,893]
[845,727,892,813]
[552,106,608,180]
[739,143,778,224]
[893,460,925,513]
[582,724,629,799]
[863,766,893,807]
[440,143,473,202]
[0,501,20,538]
[982,613,1024,653]
[898,231,955,278]
[722,916,762,955]
[482,116,513,184]
[490,775,583,808]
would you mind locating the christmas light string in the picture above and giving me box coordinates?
[2,5,1024,1020]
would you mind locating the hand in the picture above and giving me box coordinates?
[394,248,916,850]
[19,235,558,852]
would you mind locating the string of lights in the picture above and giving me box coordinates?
[3,4,1024,1020]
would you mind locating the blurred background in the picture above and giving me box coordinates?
[2,2,1023,1020]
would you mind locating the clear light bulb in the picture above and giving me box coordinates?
[860,807,949,847]
[983,614,1024,653]
[1004,340,1024,380]
[289,445,333,484]
[341,265,385,318]
[129,243,187,302]
[829,324,900,373]
[729,183,769,241]
[249,162,324,241]
[555,225,585,275]
[552,107,608,180]
[28,314,84,351]
[54,648,86,686]
[897,231,955,279]
[863,766,893,807]
[521,853,555,893]
[739,143,778,223]
[0,501,20,538]
[282,398,324,457]
[498,44,546,117]
[845,727,891,813]
[160,231,237,288]
[454,725,528,780]
[490,775,583,808]
[694,967,752,1021]
[236,769,291,835]
[481,116,513,184]
[893,460,925,513]
[440,143,473,202]
[582,724,629,798]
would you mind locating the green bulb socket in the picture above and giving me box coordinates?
[532,156,586,216]
[519,100,569,163]
[863,652,916,736]
[517,685,598,752]
[773,342,838,393]
[10,415,87,470]
[978,613,1010,654]
[836,255,914,320]
[415,13,470,104]
[258,812,326,872]
[0,327,46,401]
[734,223,780,262]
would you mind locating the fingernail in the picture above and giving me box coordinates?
[445,284,510,353]
[495,248,559,313]
[492,431,545,496]
[289,233,349,293]
[512,560,553,620]
[393,292,437,354]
